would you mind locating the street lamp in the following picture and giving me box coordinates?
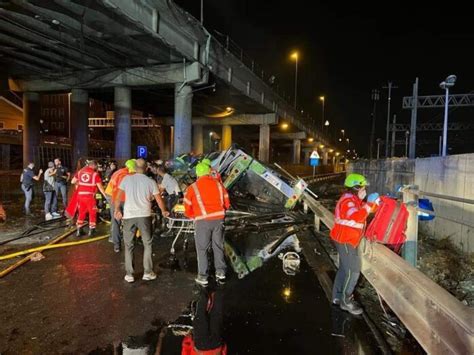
[290,52,299,109]
[439,74,456,157]
[319,96,325,130]
[281,122,289,130]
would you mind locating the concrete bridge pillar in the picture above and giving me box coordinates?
[22,92,41,166]
[259,124,270,162]
[322,148,329,165]
[114,86,131,161]
[70,89,89,166]
[221,125,232,150]
[174,84,193,157]
[292,139,301,164]
[193,125,204,154]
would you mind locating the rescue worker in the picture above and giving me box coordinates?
[184,163,230,286]
[71,160,106,237]
[20,162,43,215]
[114,159,169,283]
[105,159,135,252]
[330,173,380,315]
[157,165,181,212]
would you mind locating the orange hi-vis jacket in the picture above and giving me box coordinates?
[330,192,373,248]
[105,167,133,203]
[184,176,230,221]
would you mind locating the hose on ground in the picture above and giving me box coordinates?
[0,235,109,261]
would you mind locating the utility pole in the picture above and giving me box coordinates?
[391,114,397,157]
[383,81,398,157]
[409,78,418,159]
[200,0,204,25]
[369,89,380,159]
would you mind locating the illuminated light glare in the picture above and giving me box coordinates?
[329,149,334,153]
[290,52,298,60]
[319,145,325,149]
[308,138,314,142]
[336,152,340,156]
[226,106,232,112]
[283,287,291,298]
[281,123,289,129]
[319,96,325,101]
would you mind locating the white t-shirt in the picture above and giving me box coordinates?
[161,173,180,195]
[119,173,159,219]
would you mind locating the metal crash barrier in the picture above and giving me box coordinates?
[303,192,474,355]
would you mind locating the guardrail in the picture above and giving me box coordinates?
[302,192,474,355]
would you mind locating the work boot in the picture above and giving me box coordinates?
[340,298,363,315]
[88,228,96,237]
[76,226,84,237]
[215,272,226,284]
[195,274,209,286]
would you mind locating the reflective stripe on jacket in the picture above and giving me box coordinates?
[330,192,372,248]
[184,176,230,221]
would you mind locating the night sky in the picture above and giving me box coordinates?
[175,0,473,157]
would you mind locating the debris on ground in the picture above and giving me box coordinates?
[417,234,474,306]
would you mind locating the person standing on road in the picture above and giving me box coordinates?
[157,166,181,212]
[184,162,230,286]
[105,159,135,253]
[43,161,60,220]
[54,158,70,211]
[71,160,106,237]
[114,158,169,283]
[330,173,380,315]
[20,162,42,215]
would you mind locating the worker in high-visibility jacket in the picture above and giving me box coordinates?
[184,162,230,286]
[330,173,380,315]
[71,160,106,237]
[105,159,135,252]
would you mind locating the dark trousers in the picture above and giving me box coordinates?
[193,288,224,351]
[55,183,68,209]
[332,242,361,304]
[43,190,58,214]
[194,219,226,277]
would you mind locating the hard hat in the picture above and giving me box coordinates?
[201,158,212,166]
[344,173,369,188]
[125,159,136,173]
[195,162,211,177]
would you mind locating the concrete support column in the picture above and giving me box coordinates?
[221,125,232,150]
[114,86,131,161]
[70,89,89,166]
[158,126,165,158]
[174,84,193,157]
[259,124,270,162]
[322,149,329,165]
[22,92,40,165]
[292,139,301,164]
[162,126,172,160]
[193,125,204,154]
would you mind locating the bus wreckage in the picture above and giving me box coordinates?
[166,147,313,278]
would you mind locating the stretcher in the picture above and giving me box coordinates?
[163,204,195,258]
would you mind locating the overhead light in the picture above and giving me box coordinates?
[226,106,233,112]
[329,149,334,153]
[209,132,214,137]
[339,138,342,142]
[281,123,289,129]
[336,152,340,156]
[319,144,325,149]
[308,137,314,142]
[319,96,325,101]
[290,52,298,60]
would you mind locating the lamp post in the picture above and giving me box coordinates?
[291,52,299,109]
[439,75,456,157]
[319,96,325,130]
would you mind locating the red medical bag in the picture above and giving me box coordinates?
[365,196,408,250]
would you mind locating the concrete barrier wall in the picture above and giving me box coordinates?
[414,155,474,253]
[349,154,474,253]
[347,158,415,195]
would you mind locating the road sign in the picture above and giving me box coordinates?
[137,145,148,159]
[310,158,320,167]
[310,150,320,159]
